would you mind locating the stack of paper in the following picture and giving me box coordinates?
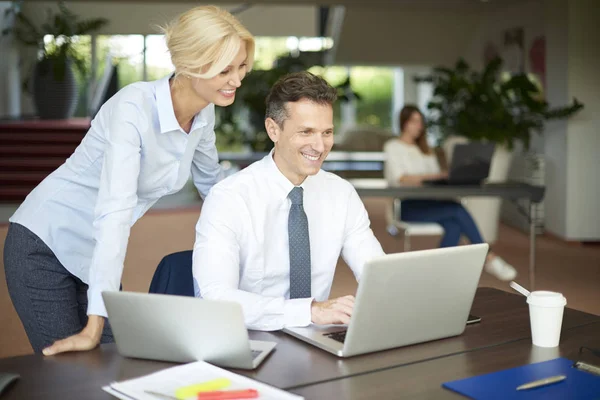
[103,361,303,400]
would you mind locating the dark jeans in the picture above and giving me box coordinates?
[400,200,485,248]
[4,223,115,354]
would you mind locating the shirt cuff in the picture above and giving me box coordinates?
[86,286,109,318]
[283,297,313,327]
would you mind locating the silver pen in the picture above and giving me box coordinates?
[516,375,567,391]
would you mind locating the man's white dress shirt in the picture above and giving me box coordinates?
[11,74,222,317]
[193,152,384,331]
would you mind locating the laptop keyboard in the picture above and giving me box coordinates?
[324,330,347,343]
[251,350,262,360]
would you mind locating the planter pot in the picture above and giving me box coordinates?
[443,136,513,243]
[32,58,79,119]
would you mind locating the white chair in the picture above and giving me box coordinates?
[385,198,445,252]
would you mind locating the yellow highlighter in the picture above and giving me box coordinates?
[175,378,232,399]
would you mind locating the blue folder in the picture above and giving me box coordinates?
[443,357,600,399]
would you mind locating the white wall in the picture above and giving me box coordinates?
[465,0,546,153]
[564,0,600,240]
[21,2,318,37]
[544,0,600,240]
[465,0,544,70]
[335,6,480,66]
[544,0,569,237]
[466,0,600,240]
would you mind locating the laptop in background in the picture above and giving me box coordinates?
[424,142,496,185]
[103,292,276,369]
[282,244,488,357]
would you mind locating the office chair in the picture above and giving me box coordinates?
[385,198,444,252]
[148,250,195,297]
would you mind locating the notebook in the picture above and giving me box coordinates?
[103,360,303,400]
[443,357,600,399]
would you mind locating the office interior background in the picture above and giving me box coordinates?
[0,0,598,358]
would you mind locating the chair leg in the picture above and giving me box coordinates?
[404,233,411,252]
[387,224,399,237]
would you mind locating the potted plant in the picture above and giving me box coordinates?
[3,1,108,119]
[415,57,584,242]
[416,57,583,150]
[216,51,360,152]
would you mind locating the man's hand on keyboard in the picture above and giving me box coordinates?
[310,295,355,325]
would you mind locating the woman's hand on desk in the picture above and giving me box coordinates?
[42,315,104,356]
[311,295,355,325]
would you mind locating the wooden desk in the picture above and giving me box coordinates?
[233,289,591,389]
[292,321,600,399]
[0,289,597,400]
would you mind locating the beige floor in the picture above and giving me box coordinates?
[1,198,599,358]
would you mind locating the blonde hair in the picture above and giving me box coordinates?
[161,6,255,80]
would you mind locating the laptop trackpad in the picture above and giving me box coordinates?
[283,324,347,356]
[284,324,347,343]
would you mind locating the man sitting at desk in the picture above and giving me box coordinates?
[193,71,385,330]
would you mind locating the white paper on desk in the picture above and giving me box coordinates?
[102,360,303,400]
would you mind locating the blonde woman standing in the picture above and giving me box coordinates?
[3,6,254,356]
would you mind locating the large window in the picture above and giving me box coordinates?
[97,35,144,89]
[74,35,396,137]
[92,34,173,89]
[349,67,394,129]
[252,37,394,131]
[312,65,394,131]
[145,35,174,81]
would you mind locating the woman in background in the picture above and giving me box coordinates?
[384,105,517,281]
[4,6,254,355]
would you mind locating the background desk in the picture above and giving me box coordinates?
[350,179,545,290]
[0,288,596,400]
[219,151,385,179]
[219,151,385,165]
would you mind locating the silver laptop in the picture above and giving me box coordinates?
[283,243,489,357]
[103,292,276,369]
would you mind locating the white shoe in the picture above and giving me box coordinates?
[485,256,517,281]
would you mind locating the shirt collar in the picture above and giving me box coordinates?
[263,149,314,201]
[155,74,210,134]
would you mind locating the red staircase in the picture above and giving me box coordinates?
[0,118,90,202]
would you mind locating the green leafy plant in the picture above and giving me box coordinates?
[416,57,584,149]
[216,52,361,152]
[3,1,108,81]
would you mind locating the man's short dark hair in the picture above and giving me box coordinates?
[265,71,338,127]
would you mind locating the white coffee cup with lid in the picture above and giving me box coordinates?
[527,291,567,347]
